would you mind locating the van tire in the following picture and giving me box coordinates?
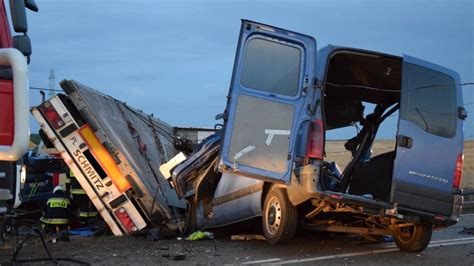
[262,187,297,244]
[394,223,433,252]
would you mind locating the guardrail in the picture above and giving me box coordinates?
[463,189,474,196]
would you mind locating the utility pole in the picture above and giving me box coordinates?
[48,69,55,97]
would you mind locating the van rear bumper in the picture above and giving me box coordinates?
[319,191,462,226]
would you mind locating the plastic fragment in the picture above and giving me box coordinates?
[185,231,215,241]
[231,234,266,241]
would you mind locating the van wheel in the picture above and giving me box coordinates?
[262,187,297,244]
[394,223,433,252]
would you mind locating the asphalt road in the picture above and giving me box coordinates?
[1,214,474,265]
[240,214,474,265]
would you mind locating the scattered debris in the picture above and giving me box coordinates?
[231,234,266,241]
[162,253,186,260]
[147,228,176,241]
[172,253,186,260]
[68,227,99,237]
[460,227,474,235]
[186,231,215,241]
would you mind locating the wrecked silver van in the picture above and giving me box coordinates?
[173,20,466,252]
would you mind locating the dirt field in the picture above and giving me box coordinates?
[326,140,474,190]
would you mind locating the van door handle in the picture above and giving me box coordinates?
[397,135,412,148]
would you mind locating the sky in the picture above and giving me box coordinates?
[18,0,474,139]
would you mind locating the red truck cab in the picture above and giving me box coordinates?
[0,0,37,215]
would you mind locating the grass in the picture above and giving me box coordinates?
[325,140,473,190]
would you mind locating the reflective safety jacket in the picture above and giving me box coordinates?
[79,202,98,218]
[70,174,97,219]
[71,188,86,195]
[40,194,72,225]
[70,171,86,195]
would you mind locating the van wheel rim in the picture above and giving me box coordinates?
[266,196,282,235]
[398,226,415,243]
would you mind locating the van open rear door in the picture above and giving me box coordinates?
[392,55,464,217]
[218,20,317,183]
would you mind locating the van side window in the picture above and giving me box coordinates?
[401,63,457,138]
[240,38,301,96]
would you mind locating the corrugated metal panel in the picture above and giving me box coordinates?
[60,80,185,221]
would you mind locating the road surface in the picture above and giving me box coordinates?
[1,214,474,265]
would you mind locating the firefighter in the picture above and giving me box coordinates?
[40,185,72,233]
[70,170,98,226]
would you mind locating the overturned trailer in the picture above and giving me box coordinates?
[31,80,191,235]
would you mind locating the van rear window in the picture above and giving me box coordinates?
[400,63,457,138]
[240,38,301,96]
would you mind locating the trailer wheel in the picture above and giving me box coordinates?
[394,223,433,252]
[262,187,297,244]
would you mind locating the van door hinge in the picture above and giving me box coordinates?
[314,79,322,89]
[307,79,322,116]
[302,75,310,95]
[307,79,322,115]
[458,107,468,120]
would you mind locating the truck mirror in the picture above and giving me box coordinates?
[215,113,224,120]
[13,35,32,63]
[9,0,28,33]
[25,0,38,12]
[0,48,29,161]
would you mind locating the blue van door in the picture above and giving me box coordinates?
[392,55,464,216]
[218,20,317,183]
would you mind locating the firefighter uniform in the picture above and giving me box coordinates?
[40,186,72,232]
[70,171,98,225]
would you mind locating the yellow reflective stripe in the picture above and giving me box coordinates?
[79,211,98,218]
[79,125,131,192]
[71,189,86,195]
[47,198,71,208]
[40,217,70,225]
[47,197,71,203]
[70,169,75,177]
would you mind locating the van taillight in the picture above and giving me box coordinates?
[114,207,137,233]
[453,153,463,188]
[306,119,324,159]
[39,101,65,129]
